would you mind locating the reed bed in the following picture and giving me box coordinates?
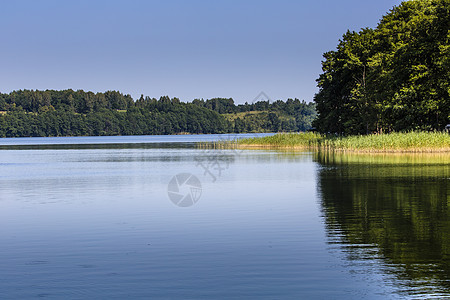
[236,131,450,152]
[237,132,323,148]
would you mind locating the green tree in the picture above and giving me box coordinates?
[314,0,450,134]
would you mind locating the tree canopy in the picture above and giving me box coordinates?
[0,90,316,137]
[313,0,450,134]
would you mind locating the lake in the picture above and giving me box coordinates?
[0,135,449,299]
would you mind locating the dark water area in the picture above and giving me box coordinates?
[0,135,448,299]
[316,152,450,298]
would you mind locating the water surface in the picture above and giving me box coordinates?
[0,135,449,299]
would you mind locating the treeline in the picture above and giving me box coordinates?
[0,90,316,137]
[314,0,450,134]
[191,97,316,132]
[0,90,134,113]
[0,106,227,137]
[191,97,314,114]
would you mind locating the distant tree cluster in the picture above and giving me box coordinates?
[0,90,134,114]
[0,90,316,137]
[314,0,450,134]
[191,98,316,132]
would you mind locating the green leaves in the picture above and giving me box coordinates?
[0,90,317,137]
[314,0,450,134]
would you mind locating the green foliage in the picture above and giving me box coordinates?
[0,90,316,137]
[195,98,317,132]
[314,0,450,134]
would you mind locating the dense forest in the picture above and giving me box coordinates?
[314,0,450,134]
[0,90,316,137]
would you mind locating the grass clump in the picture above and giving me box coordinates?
[238,132,323,148]
[237,131,450,152]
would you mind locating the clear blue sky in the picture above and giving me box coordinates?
[1,0,402,104]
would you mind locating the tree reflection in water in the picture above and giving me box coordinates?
[316,151,450,297]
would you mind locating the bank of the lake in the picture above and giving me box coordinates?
[237,131,450,153]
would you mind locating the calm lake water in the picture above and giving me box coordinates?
[0,135,449,299]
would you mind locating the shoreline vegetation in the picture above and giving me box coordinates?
[313,0,449,135]
[0,90,316,137]
[232,131,450,153]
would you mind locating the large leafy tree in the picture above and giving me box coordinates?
[314,0,450,134]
